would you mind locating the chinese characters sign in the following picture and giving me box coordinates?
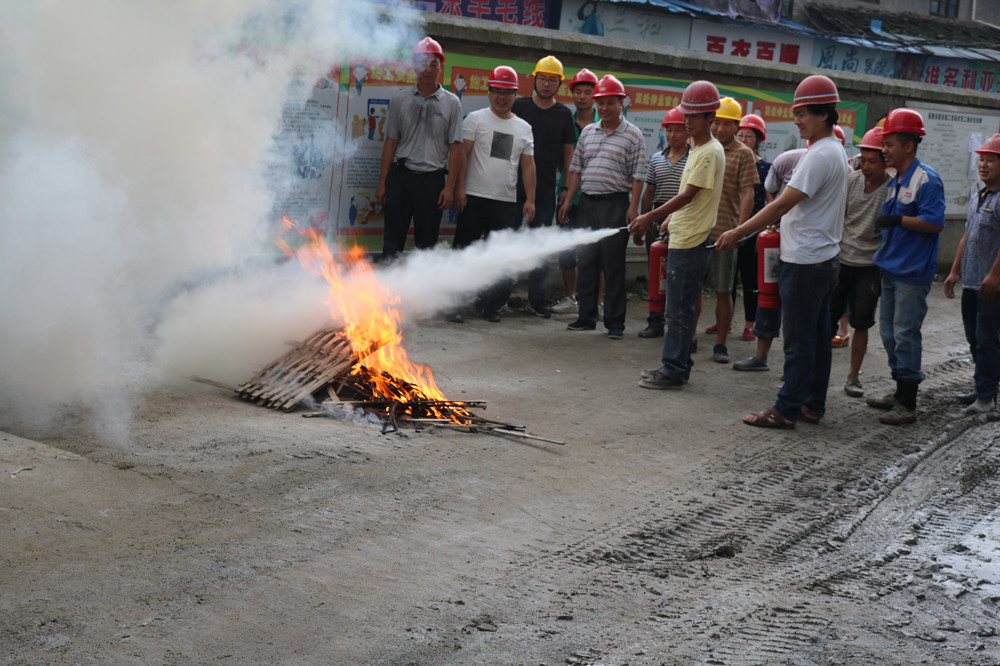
[690,20,813,67]
[433,0,549,27]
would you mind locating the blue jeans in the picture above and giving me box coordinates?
[961,288,1000,398]
[658,242,712,382]
[879,276,931,385]
[774,259,839,420]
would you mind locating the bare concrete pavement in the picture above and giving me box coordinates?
[2,285,999,665]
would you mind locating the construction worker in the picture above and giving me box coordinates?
[716,74,848,428]
[733,113,772,343]
[637,106,690,338]
[512,56,576,318]
[553,68,600,315]
[865,108,945,425]
[944,133,1000,414]
[451,65,535,323]
[560,75,645,339]
[628,80,725,389]
[376,37,464,260]
[701,97,759,363]
[830,127,892,398]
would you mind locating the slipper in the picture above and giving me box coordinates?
[800,407,822,425]
[743,406,795,429]
[831,333,851,347]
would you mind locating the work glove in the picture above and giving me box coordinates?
[875,214,903,230]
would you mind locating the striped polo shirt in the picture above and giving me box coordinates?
[645,148,689,205]
[570,117,646,195]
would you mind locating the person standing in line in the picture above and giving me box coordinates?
[731,145,805,371]
[715,75,848,428]
[701,97,759,364]
[552,68,599,315]
[637,106,690,339]
[627,80,725,389]
[830,127,892,398]
[450,65,535,323]
[944,133,1000,414]
[559,75,645,340]
[376,37,464,260]
[865,109,946,425]
[733,114,772,342]
[512,55,576,318]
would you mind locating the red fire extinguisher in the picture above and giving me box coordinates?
[756,226,780,309]
[648,235,669,314]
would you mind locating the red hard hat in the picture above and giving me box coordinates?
[883,108,926,137]
[488,65,519,90]
[857,127,884,151]
[975,133,1000,156]
[833,125,846,145]
[569,68,599,90]
[739,114,766,140]
[792,75,840,109]
[413,37,445,63]
[678,80,721,114]
[662,106,685,127]
[593,74,626,98]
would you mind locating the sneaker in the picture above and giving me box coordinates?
[741,327,756,341]
[638,325,664,338]
[866,392,897,410]
[477,308,501,323]
[965,394,997,414]
[639,370,683,390]
[526,302,551,319]
[607,327,624,340]
[566,318,596,331]
[705,323,718,334]
[640,367,661,378]
[446,311,464,323]
[879,402,917,425]
[733,356,769,371]
[713,344,730,364]
[844,377,864,397]
[550,296,578,314]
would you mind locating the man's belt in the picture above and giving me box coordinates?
[582,191,629,200]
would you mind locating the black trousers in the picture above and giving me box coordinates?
[381,165,446,259]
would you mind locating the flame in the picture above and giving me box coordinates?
[278,216,458,414]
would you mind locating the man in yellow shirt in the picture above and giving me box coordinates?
[629,80,726,389]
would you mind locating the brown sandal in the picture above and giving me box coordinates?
[743,406,795,429]
[800,407,821,425]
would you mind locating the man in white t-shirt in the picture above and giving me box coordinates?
[716,75,848,428]
[450,65,536,323]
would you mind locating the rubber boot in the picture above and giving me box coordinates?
[965,393,997,415]
[955,389,977,405]
[880,381,918,425]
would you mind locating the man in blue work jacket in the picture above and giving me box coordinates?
[866,109,946,425]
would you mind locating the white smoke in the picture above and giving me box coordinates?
[380,226,622,319]
[0,0,419,437]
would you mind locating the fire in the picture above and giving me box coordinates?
[277,215,454,409]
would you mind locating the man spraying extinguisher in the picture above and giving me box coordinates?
[628,80,726,390]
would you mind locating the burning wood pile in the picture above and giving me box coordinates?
[197,217,562,445]
[225,326,561,444]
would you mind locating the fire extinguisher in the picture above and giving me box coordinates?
[756,226,780,309]
[648,235,669,314]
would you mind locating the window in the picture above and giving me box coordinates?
[930,0,959,18]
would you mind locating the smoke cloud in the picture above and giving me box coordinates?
[0,0,418,437]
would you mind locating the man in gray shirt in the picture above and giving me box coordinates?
[830,126,891,399]
[375,37,464,260]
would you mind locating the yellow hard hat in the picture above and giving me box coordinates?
[532,55,564,80]
[716,96,742,122]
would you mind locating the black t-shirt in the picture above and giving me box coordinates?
[512,96,575,203]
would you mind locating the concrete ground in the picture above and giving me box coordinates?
[2,285,999,665]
